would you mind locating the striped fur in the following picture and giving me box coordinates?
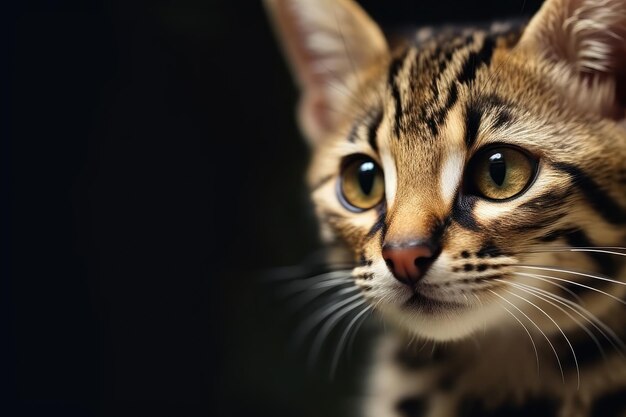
[267,0,626,415]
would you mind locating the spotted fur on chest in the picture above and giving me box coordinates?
[267,0,626,415]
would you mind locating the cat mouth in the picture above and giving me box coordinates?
[403,288,465,314]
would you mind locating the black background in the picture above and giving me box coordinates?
[5,1,542,416]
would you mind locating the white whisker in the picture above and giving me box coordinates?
[515,272,626,354]
[291,292,363,351]
[277,270,352,295]
[504,289,580,389]
[346,307,372,360]
[497,300,540,375]
[308,299,367,370]
[488,289,565,383]
[517,265,626,288]
[279,275,351,298]
[329,305,372,379]
[515,273,585,305]
[502,279,607,363]
[287,285,359,312]
[514,269,626,306]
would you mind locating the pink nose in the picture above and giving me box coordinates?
[382,244,436,286]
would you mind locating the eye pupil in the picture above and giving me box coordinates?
[358,162,376,195]
[488,152,506,186]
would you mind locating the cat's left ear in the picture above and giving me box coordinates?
[518,0,626,120]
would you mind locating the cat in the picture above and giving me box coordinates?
[265,0,626,415]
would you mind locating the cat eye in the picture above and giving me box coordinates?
[467,146,537,201]
[338,155,385,211]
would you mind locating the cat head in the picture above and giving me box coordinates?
[267,0,626,341]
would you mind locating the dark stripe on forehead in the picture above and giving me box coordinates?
[465,94,514,147]
[424,35,495,138]
[426,82,458,136]
[367,109,383,152]
[456,35,495,85]
[465,106,482,148]
[388,49,410,138]
[553,162,626,225]
[428,35,473,99]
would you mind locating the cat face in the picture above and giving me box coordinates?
[267,0,626,341]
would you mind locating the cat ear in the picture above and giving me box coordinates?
[518,0,626,119]
[265,0,389,143]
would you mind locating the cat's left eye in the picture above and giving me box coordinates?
[338,155,385,212]
[467,146,537,201]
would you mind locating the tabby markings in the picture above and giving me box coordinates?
[553,162,626,225]
[426,35,496,138]
[388,49,410,138]
[464,105,482,148]
[563,229,616,276]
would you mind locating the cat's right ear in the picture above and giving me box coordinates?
[265,0,389,144]
[518,0,626,120]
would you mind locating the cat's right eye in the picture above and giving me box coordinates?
[466,146,537,201]
[338,155,385,212]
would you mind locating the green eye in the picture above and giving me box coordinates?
[468,146,537,200]
[339,155,385,211]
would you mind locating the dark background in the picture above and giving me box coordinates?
[5,1,542,416]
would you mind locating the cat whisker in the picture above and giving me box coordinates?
[514,272,626,355]
[347,304,373,361]
[503,288,580,389]
[473,293,488,335]
[276,271,353,297]
[307,299,367,371]
[291,292,363,352]
[496,300,540,375]
[261,263,355,282]
[517,264,626,287]
[287,285,360,313]
[500,279,608,363]
[488,289,565,383]
[512,272,585,306]
[329,305,372,380]
[512,279,626,360]
[514,267,626,306]
[530,246,626,251]
[523,247,626,257]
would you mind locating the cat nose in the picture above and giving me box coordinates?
[382,242,438,286]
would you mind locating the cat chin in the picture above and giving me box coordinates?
[380,302,505,342]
